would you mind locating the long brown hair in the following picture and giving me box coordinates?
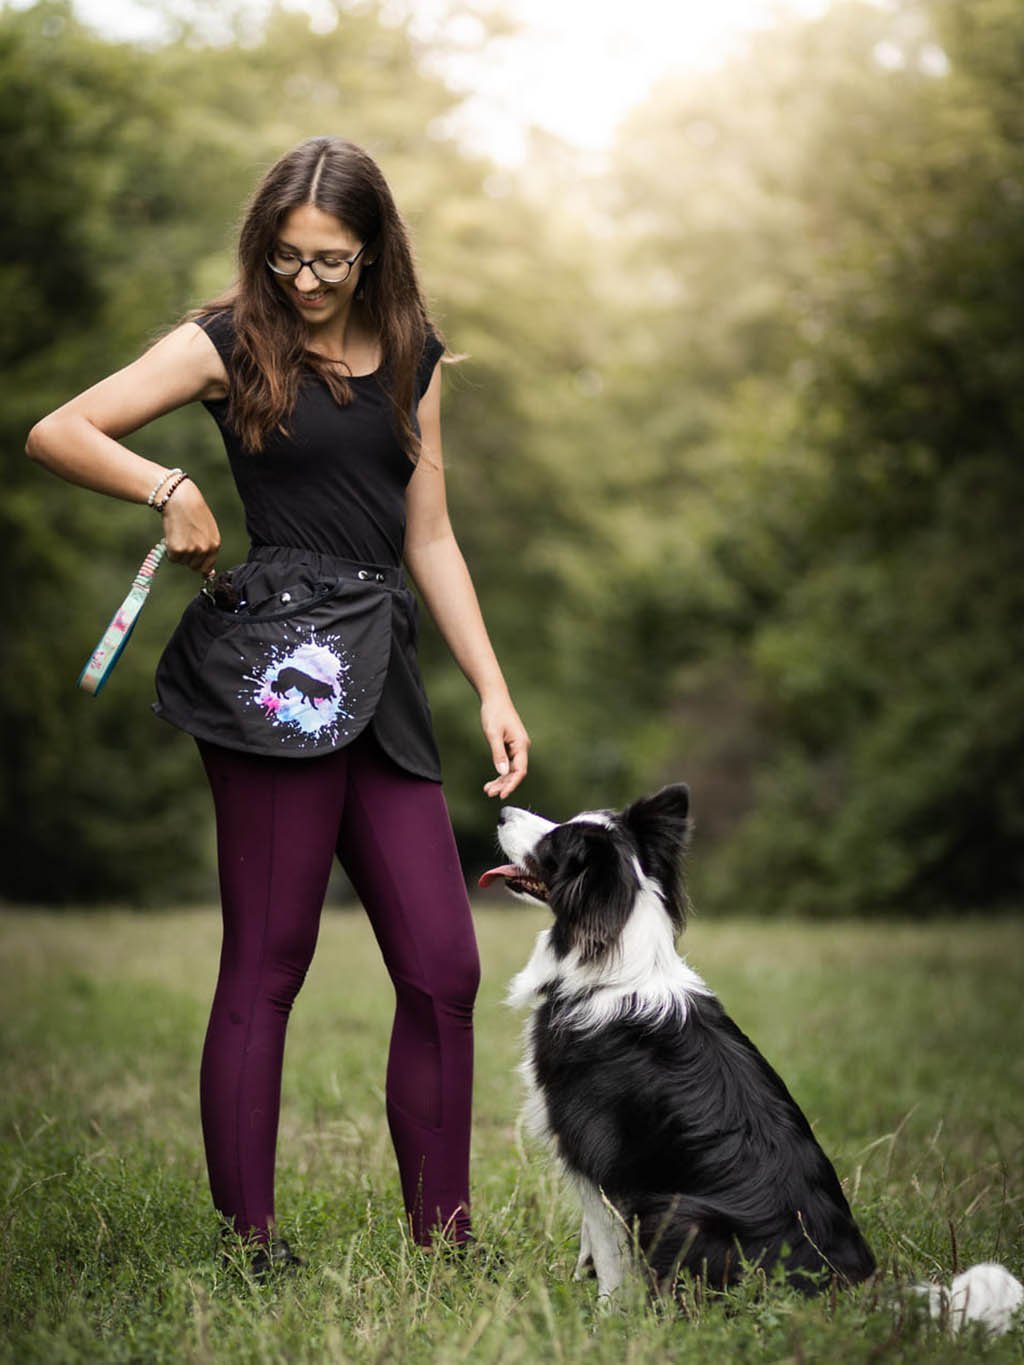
[198,136,438,457]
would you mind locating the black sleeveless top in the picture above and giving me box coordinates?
[197,308,444,564]
[152,309,445,780]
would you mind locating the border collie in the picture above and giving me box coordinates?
[480,784,1023,1333]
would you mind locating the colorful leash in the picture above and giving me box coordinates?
[78,539,168,696]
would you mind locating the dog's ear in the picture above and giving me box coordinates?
[623,784,691,930]
[545,824,635,965]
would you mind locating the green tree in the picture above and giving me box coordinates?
[724,0,1024,913]
[2,0,222,902]
[600,0,1024,913]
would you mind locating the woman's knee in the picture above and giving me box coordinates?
[450,942,481,1012]
[404,942,480,1017]
[216,905,322,1011]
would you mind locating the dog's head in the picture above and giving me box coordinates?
[480,784,691,964]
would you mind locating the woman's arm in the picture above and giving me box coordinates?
[404,365,530,799]
[25,322,228,576]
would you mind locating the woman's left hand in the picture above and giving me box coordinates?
[481,695,531,799]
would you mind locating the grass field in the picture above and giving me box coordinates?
[1,906,1022,1362]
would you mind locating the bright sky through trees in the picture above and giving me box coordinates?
[412,0,834,162]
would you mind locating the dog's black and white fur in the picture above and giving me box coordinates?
[491,785,1023,1332]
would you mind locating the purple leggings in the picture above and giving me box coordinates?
[197,730,480,1245]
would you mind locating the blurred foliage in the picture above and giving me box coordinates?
[604,0,1024,913]
[4,0,1023,913]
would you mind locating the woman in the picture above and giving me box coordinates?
[26,136,529,1273]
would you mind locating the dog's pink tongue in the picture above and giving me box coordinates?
[478,863,520,889]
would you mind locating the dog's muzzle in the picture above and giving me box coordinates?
[479,807,556,901]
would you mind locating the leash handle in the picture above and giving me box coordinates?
[135,538,167,587]
[77,539,168,696]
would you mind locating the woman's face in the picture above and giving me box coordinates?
[270,202,369,331]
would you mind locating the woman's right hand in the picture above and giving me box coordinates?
[161,478,221,577]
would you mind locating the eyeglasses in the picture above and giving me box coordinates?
[266,240,368,285]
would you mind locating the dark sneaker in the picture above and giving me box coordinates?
[250,1237,306,1281]
[439,1234,508,1279]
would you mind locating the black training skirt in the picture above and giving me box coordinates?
[153,546,442,778]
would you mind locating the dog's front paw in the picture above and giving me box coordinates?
[573,1251,596,1281]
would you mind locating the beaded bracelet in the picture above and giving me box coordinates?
[146,467,182,508]
[154,471,192,513]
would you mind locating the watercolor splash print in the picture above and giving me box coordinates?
[241,632,360,748]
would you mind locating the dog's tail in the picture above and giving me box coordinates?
[921,1262,1023,1336]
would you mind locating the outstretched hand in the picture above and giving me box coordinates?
[481,695,530,799]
